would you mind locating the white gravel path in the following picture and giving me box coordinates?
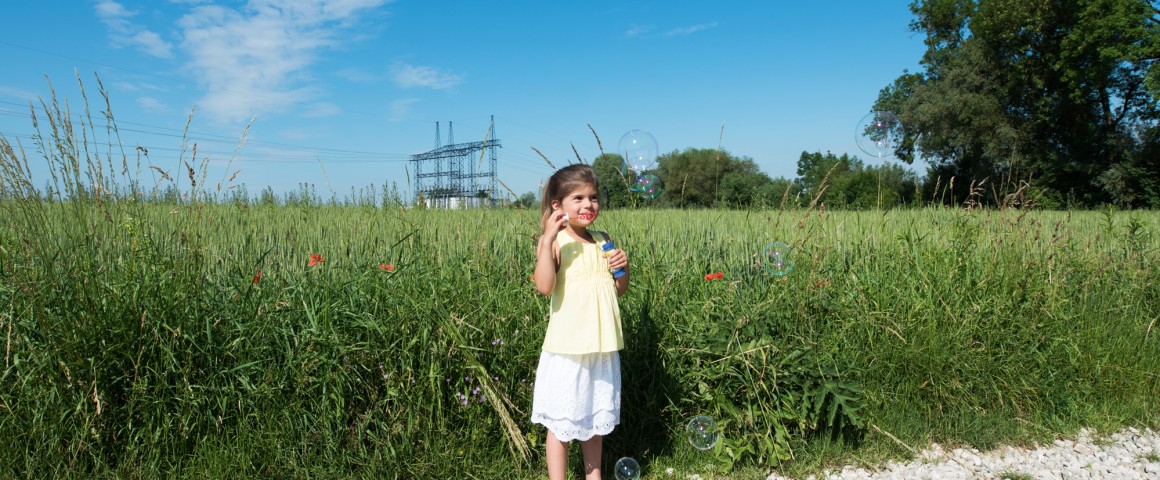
[763,427,1160,480]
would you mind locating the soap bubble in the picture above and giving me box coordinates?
[614,457,640,480]
[618,129,658,175]
[686,415,719,451]
[630,173,662,199]
[855,111,903,159]
[761,241,794,276]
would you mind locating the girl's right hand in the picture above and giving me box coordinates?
[542,209,568,237]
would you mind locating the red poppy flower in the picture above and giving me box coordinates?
[252,270,262,285]
[379,263,395,272]
[308,253,325,267]
[715,272,724,280]
[704,273,715,281]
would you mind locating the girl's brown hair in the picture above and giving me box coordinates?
[539,164,600,228]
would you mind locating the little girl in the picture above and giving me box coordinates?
[531,164,630,480]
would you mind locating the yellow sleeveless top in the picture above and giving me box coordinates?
[541,230,624,354]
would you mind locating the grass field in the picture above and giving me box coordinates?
[1,82,1158,478]
[1,194,1157,478]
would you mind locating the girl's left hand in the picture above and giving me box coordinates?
[606,248,628,273]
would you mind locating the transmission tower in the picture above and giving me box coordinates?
[410,116,501,208]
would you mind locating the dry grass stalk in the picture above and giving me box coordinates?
[215,115,253,196]
[444,314,531,463]
[530,146,555,170]
[779,181,793,211]
[185,160,196,190]
[495,178,519,203]
[587,123,604,156]
[316,157,335,200]
[475,124,493,170]
[799,161,840,228]
[964,177,988,211]
[1001,181,1030,209]
[475,366,531,462]
[570,142,584,165]
[149,166,172,182]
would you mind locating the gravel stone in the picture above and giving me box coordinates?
[766,427,1160,479]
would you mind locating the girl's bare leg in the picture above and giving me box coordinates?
[580,434,603,480]
[545,430,568,480]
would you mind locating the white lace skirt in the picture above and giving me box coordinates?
[530,350,621,442]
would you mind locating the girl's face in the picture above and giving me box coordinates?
[553,183,600,228]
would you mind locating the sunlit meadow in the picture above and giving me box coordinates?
[1,77,1157,478]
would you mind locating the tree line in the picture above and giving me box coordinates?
[591,149,921,210]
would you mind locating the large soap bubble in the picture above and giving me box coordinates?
[686,415,719,451]
[630,173,662,199]
[614,457,640,480]
[761,241,795,277]
[618,129,658,175]
[855,111,903,159]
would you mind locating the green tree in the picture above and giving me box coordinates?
[719,169,776,208]
[832,162,917,209]
[759,177,802,208]
[593,153,634,208]
[1096,142,1160,207]
[880,0,1160,207]
[796,151,855,200]
[258,186,278,206]
[796,151,917,209]
[513,191,537,209]
[657,148,762,208]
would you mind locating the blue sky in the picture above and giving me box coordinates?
[0,1,927,201]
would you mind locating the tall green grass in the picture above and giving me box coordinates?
[1,77,1157,478]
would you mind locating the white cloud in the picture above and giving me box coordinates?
[277,127,322,141]
[391,64,463,90]
[176,0,390,124]
[112,80,170,94]
[663,21,719,37]
[131,30,174,58]
[335,67,382,83]
[389,98,419,122]
[625,24,654,37]
[94,0,174,58]
[136,96,171,114]
[0,86,41,101]
[302,102,341,117]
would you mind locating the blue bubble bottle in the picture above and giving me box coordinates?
[601,240,626,279]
